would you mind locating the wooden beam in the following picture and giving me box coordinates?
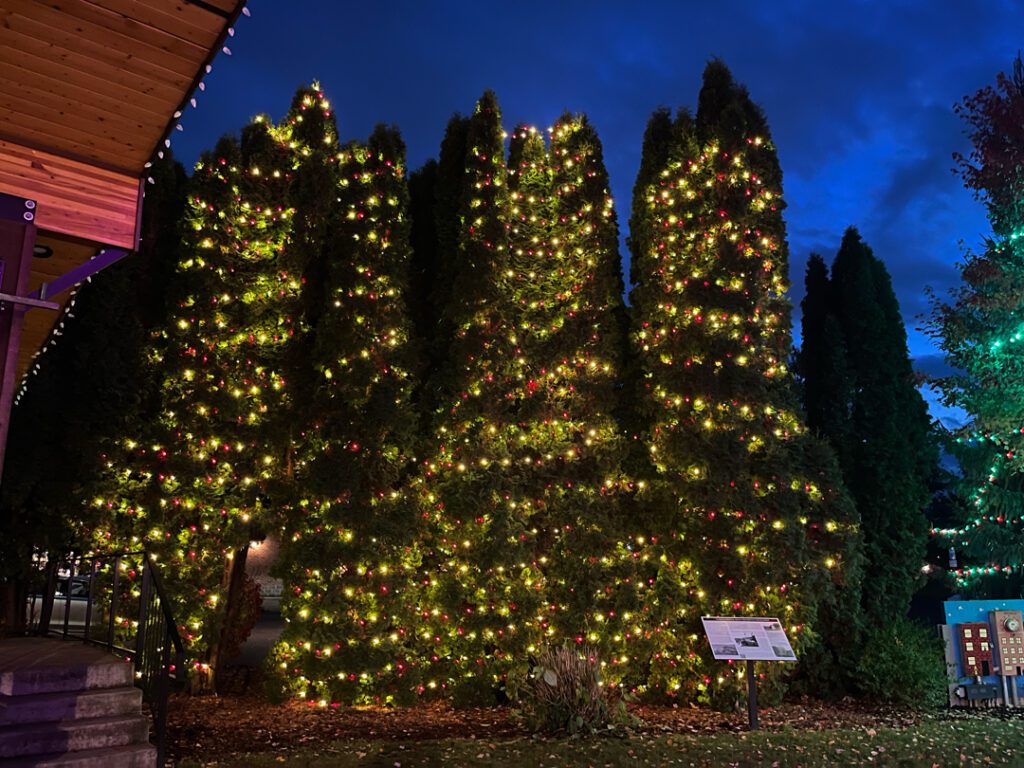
[0,141,140,249]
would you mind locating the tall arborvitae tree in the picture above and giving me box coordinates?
[819,229,936,627]
[90,89,326,688]
[421,115,472,391]
[629,62,859,704]
[272,120,422,706]
[0,157,186,632]
[795,252,865,693]
[413,91,532,703]
[413,95,639,703]
[932,57,1024,593]
[627,109,674,290]
[800,229,936,683]
[522,115,639,690]
[798,254,852,462]
[408,159,440,359]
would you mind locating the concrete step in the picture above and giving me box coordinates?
[0,743,156,768]
[0,714,150,759]
[0,686,143,726]
[0,640,134,696]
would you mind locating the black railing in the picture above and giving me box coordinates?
[29,550,184,765]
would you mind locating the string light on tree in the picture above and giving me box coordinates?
[627,62,859,705]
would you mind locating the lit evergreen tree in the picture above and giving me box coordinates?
[412,96,639,703]
[272,119,423,705]
[413,91,529,703]
[521,115,640,691]
[932,56,1024,593]
[91,88,326,688]
[629,62,859,704]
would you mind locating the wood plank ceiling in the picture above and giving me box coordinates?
[0,0,240,173]
[0,0,245,377]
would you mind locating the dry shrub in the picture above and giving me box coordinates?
[519,645,629,734]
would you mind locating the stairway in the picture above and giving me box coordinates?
[0,638,155,767]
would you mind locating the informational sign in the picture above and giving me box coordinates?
[701,616,797,662]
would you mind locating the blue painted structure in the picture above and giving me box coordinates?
[945,599,1024,691]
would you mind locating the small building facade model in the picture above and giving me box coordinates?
[957,622,993,677]
[946,601,1024,707]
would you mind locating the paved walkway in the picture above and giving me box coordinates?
[237,610,284,667]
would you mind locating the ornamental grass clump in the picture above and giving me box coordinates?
[520,645,623,735]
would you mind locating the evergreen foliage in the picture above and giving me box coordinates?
[628,61,860,704]
[798,254,851,459]
[422,114,472,392]
[91,88,325,685]
[526,114,638,691]
[1,75,874,705]
[407,159,440,366]
[932,56,1024,590]
[803,229,934,627]
[854,617,947,709]
[272,114,423,705]
[413,91,529,702]
[409,94,637,704]
[831,230,935,625]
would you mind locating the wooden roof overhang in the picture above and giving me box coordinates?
[0,0,246,377]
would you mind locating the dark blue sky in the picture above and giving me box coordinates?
[173,0,1022,419]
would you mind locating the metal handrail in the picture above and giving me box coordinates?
[32,549,184,765]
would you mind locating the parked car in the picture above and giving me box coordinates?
[27,575,94,630]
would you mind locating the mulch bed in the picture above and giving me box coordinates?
[167,669,922,764]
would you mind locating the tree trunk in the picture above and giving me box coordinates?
[211,544,250,694]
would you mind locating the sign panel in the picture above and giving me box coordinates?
[701,616,797,662]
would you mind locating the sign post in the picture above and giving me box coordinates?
[746,659,758,730]
[701,616,797,731]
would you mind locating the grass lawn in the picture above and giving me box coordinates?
[184,714,1024,767]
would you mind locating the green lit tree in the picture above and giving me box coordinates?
[411,95,639,703]
[629,62,859,704]
[520,115,640,692]
[271,120,423,706]
[91,88,328,689]
[411,91,531,703]
[932,56,1024,594]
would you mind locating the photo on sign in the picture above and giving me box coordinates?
[772,645,795,658]
[712,644,738,656]
[737,634,759,648]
